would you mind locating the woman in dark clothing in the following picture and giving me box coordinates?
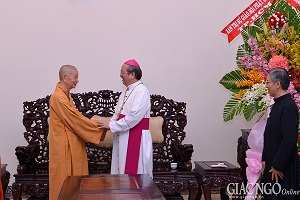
[261,67,299,199]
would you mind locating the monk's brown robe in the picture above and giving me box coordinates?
[48,83,105,200]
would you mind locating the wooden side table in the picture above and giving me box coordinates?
[1,164,11,200]
[194,161,243,200]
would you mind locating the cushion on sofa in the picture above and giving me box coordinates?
[149,116,164,143]
[91,115,164,148]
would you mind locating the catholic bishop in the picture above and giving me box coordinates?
[48,65,106,200]
[98,59,153,178]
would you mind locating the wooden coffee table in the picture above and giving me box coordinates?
[194,161,243,200]
[58,174,165,200]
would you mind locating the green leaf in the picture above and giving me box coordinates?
[223,97,244,122]
[236,44,248,68]
[242,25,263,45]
[219,70,248,93]
[243,102,259,121]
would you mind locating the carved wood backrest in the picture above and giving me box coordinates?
[21,90,188,174]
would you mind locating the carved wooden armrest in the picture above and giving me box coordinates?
[15,145,37,174]
[171,140,194,171]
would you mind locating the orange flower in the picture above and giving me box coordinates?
[235,90,247,99]
[235,68,265,88]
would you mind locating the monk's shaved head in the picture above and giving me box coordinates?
[59,65,77,81]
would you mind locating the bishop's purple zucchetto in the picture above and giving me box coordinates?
[124,59,140,68]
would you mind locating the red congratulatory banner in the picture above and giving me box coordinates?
[221,0,300,43]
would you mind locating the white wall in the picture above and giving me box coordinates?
[0,0,256,185]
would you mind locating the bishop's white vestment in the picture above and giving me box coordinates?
[109,80,153,178]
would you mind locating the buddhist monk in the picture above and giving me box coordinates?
[48,65,106,200]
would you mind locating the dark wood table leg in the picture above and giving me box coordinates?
[220,188,229,200]
[202,177,212,200]
[1,170,10,200]
[188,179,200,200]
[194,173,203,200]
[12,183,22,200]
[195,184,202,200]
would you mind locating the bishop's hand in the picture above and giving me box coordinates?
[97,119,110,129]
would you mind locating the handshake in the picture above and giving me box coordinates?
[91,115,111,129]
[97,119,110,129]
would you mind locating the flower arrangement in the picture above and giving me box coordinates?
[219,0,300,151]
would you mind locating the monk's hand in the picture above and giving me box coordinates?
[97,120,110,129]
[269,167,284,182]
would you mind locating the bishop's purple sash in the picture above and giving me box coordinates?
[118,114,149,174]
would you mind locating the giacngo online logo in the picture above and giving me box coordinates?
[226,182,300,198]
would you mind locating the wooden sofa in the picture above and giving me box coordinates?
[12,90,197,200]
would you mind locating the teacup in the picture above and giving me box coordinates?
[170,162,177,170]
